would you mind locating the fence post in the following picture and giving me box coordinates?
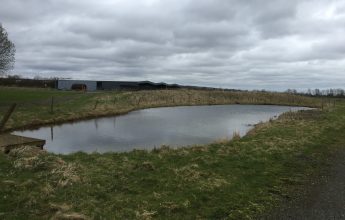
[0,103,16,131]
[50,96,54,114]
[94,100,99,110]
[137,96,141,107]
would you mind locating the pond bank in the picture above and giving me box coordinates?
[1,102,344,219]
[1,87,324,132]
[14,105,310,154]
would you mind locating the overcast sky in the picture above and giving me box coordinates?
[1,0,345,90]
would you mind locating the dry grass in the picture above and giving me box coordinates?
[173,163,203,182]
[51,212,89,220]
[8,146,82,188]
[8,145,46,158]
[232,131,241,140]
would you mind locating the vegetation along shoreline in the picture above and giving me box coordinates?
[0,86,328,133]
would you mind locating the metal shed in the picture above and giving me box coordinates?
[57,80,97,91]
[99,81,140,90]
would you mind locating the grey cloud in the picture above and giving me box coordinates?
[0,0,344,90]
[183,0,237,22]
[311,36,345,60]
[173,21,252,50]
[69,21,173,44]
[252,1,298,39]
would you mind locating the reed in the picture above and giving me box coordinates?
[232,131,241,140]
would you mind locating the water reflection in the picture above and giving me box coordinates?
[50,126,53,141]
[94,118,98,130]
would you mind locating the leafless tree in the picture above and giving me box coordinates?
[0,23,15,75]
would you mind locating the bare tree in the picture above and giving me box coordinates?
[0,23,15,75]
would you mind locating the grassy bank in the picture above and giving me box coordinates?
[1,91,344,219]
[0,86,328,131]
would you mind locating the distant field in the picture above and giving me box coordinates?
[0,87,78,104]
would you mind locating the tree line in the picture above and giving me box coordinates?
[286,88,345,98]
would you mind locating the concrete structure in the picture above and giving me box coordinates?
[0,134,45,153]
[57,80,97,91]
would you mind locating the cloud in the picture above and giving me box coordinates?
[0,0,345,90]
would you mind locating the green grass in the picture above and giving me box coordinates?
[0,87,79,103]
[1,95,345,219]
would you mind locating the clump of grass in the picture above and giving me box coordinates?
[173,163,203,182]
[49,204,90,220]
[135,209,157,220]
[9,146,82,187]
[213,137,232,145]
[52,162,81,187]
[9,146,47,170]
[232,131,241,140]
[135,161,155,171]
[152,145,172,157]
[8,145,45,158]
[199,177,230,191]
[51,212,89,220]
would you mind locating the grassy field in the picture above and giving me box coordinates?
[0,86,328,131]
[0,87,344,219]
[0,87,77,104]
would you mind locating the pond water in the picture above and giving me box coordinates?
[14,105,309,154]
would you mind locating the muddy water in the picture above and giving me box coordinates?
[14,105,309,154]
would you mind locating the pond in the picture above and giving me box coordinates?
[14,105,310,154]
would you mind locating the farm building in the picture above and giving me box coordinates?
[56,80,181,91]
[57,80,97,91]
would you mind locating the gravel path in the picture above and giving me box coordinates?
[263,149,345,220]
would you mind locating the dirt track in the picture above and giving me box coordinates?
[263,149,345,220]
